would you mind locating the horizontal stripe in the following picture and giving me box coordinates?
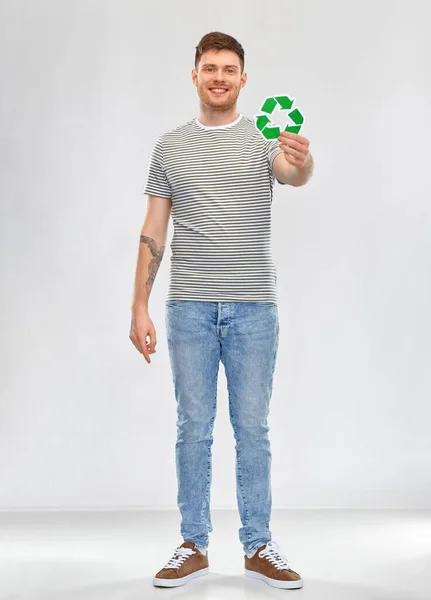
[143,114,286,304]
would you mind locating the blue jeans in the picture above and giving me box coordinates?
[165,300,279,556]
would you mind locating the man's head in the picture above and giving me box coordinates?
[192,32,247,112]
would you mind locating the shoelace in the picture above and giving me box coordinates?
[163,547,195,569]
[258,541,291,570]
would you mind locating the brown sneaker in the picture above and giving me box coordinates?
[244,541,303,589]
[153,541,209,587]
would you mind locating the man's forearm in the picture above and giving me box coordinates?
[131,231,166,311]
[281,152,314,187]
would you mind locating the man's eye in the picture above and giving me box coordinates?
[205,68,234,73]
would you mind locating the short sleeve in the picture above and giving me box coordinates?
[266,139,287,186]
[143,136,172,199]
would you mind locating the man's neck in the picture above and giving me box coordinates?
[197,107,240,127]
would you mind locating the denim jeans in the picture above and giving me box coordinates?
[165,300,279,556]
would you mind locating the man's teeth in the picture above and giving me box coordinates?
[211,88,227,93]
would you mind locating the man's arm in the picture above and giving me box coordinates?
[272,151,314,187]
[131,195,172,311]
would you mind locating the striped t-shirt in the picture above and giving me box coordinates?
[143,113,286,304]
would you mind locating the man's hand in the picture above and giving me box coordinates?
[129,308,157,364]
[278,131,310,168]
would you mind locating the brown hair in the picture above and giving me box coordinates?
[195,32,245,74]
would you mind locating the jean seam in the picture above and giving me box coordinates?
[233,421,250,534]
[200,374,217,532]
[226,366,250,540]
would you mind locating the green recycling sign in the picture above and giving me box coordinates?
[254,94,305,140]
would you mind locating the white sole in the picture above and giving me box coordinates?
[245,568,303,589]
[153,567,209,587]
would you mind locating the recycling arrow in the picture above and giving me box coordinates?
[254,94,305,140]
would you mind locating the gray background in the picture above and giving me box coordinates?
[1,0,430,510]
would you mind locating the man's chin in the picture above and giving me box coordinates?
[201,92,237,107]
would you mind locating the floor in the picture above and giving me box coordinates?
[0,508,430,599]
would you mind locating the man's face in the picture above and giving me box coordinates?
[192,50,247,111]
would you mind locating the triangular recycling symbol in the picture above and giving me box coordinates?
[254,95,305,140]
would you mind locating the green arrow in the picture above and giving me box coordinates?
[287,107,304,125]
[283,107,304,134]
[260,97,278,114]
[283,125,302,134]
[262,124,280,139]
[275,95,294,110]
[255,114,271,131]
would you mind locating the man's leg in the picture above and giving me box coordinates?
[219,301,279,556]
[165,300,221,552]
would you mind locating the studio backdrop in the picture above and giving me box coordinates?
[0,0,430,510]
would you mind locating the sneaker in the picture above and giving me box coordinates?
[244,540,303,589]
[153,541,209,587]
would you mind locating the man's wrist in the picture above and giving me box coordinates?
[132,300,149,313]
[287,152,314,186]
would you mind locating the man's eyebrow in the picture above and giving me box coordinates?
[201,63,239,69]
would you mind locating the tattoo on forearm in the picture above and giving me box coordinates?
[140,235,165,294]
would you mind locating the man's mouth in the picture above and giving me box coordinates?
[209,88,228,95]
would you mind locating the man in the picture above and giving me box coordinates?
[130,31,313,590]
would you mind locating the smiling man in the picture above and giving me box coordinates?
[130,31,313,590]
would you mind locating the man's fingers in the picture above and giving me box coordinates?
[129,317,157,363]
[130,336,142,355]
[147,329,157,352]
[280,131,309,147]
[280,143,302,157]
[279,138,305,152]
[129,333,151,363]
[139,337,151,362]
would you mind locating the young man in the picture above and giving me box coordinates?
[130,31,314,590]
